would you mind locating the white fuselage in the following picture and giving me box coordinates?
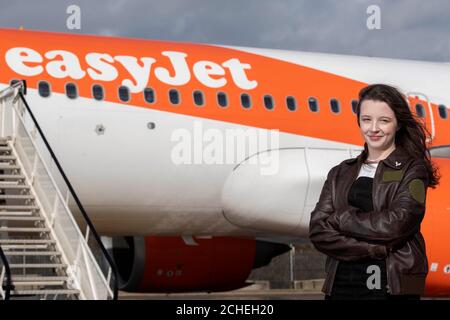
[1,44,449,238]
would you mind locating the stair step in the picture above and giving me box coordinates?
[0,211,33,216]
[0,227,49,232]
[0,156,16,161]
[0,147,12,152]
[0,184,29,189]
[12,280,66,286]
[0,180,20,184]
[0,239,55,244]
[0,175,26,180]
[5,251,61,256]
[0,194,34,199]
[0,205,39,210]
[1,244,50,250]
[9,263,67,269]
[0,164,20,170]
[11,289,79,296]
[0,216,43,221]
[11,276,68,282]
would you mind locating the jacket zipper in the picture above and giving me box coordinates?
[373,161,392,294]
[330,159,364,295]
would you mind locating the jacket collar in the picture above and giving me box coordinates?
[343,146,410,170]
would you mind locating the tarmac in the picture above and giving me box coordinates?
[118,280,326,300]
[118,280,449,300]
[119,290,325,300]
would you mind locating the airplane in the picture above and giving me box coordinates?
[0,28,449,297]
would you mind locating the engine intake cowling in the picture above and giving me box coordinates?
[109,236,289,292]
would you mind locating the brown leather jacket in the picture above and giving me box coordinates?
[309,147,429,296]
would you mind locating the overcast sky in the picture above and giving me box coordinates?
[1,0,450,62]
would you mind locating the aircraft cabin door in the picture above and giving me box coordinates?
[405,91,435,144]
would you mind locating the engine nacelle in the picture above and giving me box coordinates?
[109,236,289,293]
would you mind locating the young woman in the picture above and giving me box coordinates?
[309,84,440,300]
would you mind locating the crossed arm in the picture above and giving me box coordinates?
[309,162,428,261]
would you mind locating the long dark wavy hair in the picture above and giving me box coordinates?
[355,84,440,188]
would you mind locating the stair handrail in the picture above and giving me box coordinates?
[18,88,118,300]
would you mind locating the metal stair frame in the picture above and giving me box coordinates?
[0,82,117,300]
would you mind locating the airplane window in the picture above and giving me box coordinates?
[38,81,50,98]
[144,88,155,103]
[241,93,251,109]
[118,86,130,102]
[169,89,180,105]
[415,103,425,118]
[193,90,204,106]
[438,104,448,119]
[92,85,104,101]
[217,92,228,107]
[330,98,340,113]
[9,78,28,94]
[286,96,297,111]
[264,95,274,110]
[9,79,20,86]
[351,100,358,114]
[308,97,319,112]
[65,83,77,99]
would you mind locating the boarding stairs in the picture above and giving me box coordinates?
[0,82,117,300]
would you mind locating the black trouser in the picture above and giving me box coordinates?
[325,260,420,300]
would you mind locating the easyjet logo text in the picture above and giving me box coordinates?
[5,47,258,93]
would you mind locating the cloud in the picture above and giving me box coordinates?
[0,0,449,62]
